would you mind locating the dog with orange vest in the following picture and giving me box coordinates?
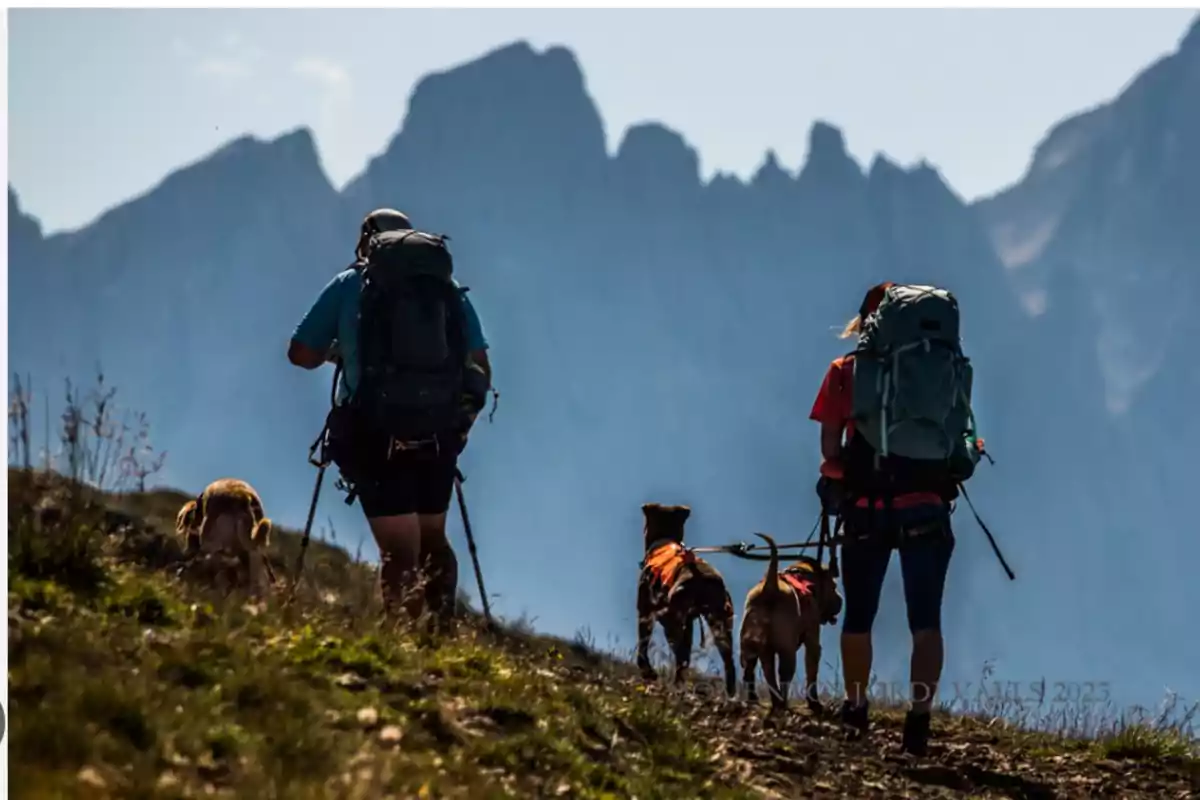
[635,503,736,697]
[739,532,842,712]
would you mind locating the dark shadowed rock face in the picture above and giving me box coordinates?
[9,22,1200,708]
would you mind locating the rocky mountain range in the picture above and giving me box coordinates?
[9,14,1199,709]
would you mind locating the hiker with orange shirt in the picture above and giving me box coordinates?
[811,282,984,756]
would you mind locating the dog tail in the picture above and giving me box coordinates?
[755,532,782,599]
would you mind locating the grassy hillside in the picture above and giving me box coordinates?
[8,467,1199,799]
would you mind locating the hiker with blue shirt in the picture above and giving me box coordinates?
[288,208,491,629]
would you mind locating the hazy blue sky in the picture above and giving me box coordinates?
[8,8,1199,234]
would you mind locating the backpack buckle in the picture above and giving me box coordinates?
[387,435,439,459]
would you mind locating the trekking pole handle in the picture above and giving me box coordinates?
[308,430,328,468]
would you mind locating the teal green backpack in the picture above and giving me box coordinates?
[850,284,981,482]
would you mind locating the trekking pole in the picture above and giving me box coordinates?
[817,512,827,572]
[453,468,494,628]
[290,363,339,598]
[828,514,842,577]
[290,460,327,598]
[957,482,1016,581]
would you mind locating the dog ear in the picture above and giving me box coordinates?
[674,506,692,524]
[641,502,662,518]
[252,517,272,546]
[175,500,198,537]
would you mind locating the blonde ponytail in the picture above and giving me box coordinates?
[839,314,862,339]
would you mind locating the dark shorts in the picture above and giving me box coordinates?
[327,407,460,519]
[840,503,955,635]
[354,449,458,519]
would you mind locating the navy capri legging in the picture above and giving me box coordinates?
[839,502,955,635]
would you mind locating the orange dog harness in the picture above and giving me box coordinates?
[644,541,696,593]
[781,563,815,598]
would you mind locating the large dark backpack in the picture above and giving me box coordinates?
[352,229,471,442]
[844,284,981,499]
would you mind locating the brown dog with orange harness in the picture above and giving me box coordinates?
[635,503,737,697]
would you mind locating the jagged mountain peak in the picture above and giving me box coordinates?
[399,40,592,137]
[797,120,864,192]
[614,122,701,188]
[807,121,849,165]
[909,159,962,200]
[345,39,607,208]
[752,148,792,188]
[50,126,333,241]
[866,152,904,184]
[187,126,327,186]
[411,40,587,101]
[863,152,969,215]
[9,185,44,242]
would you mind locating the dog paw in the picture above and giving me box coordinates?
[807,699,826,717]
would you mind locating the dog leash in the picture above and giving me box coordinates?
[688,536,847,561]
[683,512,832,561]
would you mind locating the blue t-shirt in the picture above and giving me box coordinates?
[291,268,489,405]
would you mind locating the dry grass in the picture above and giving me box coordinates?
[8,467,753,799]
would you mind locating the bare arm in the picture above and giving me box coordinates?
[287,339,329,370]
[820,419,844,464]
[469,349,492,388]
[290,272,346,371]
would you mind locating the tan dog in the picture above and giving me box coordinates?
[636,503,737,697]
[738,533,842,712]
[175,478,276,593]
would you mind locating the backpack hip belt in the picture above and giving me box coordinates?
[387,434,443,459]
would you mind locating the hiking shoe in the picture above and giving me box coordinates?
[902,709,932,756]
[840,700,869,740]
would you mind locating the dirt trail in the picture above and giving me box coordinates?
[598,670,1200,799]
